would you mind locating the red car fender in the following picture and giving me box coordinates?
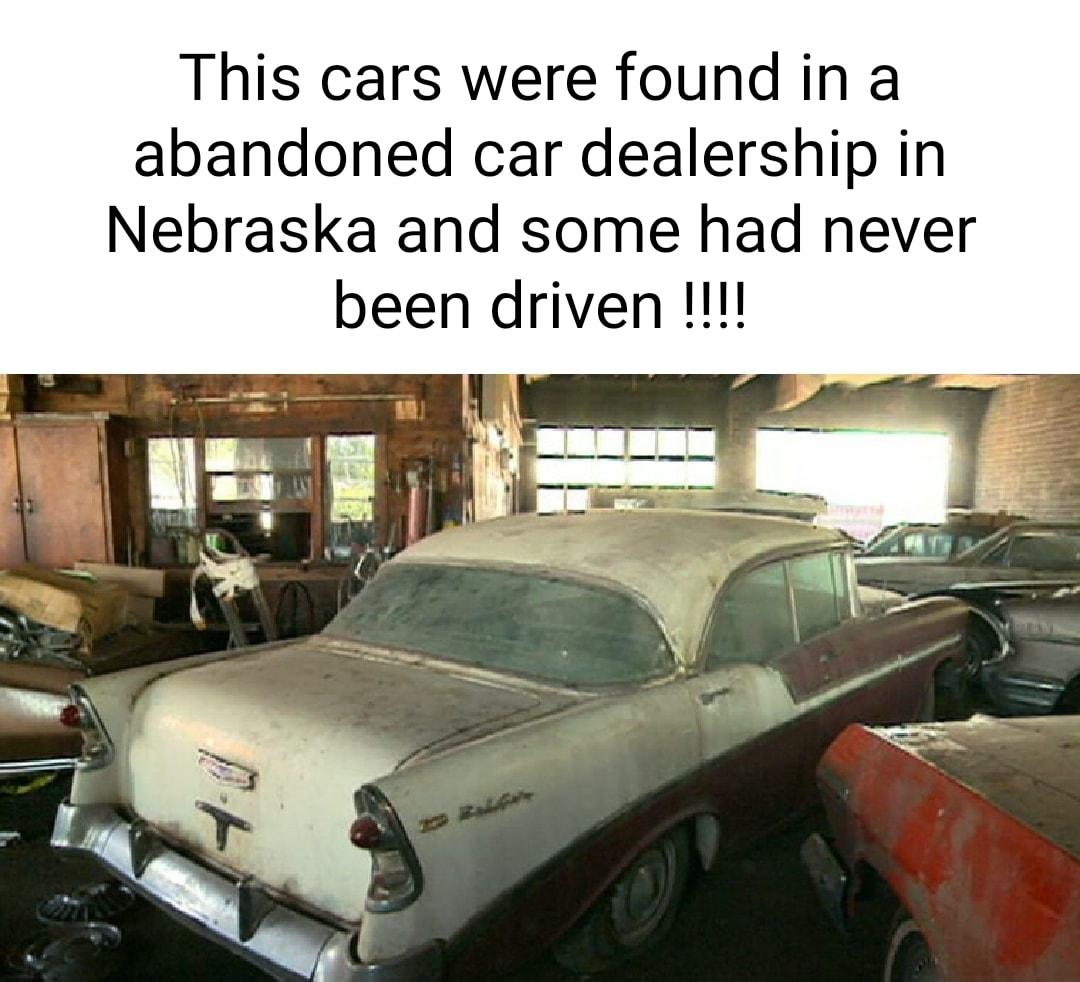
[819,724,1080,982]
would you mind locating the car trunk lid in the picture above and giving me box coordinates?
[124,639,549,922]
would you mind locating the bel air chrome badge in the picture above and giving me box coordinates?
[197,750,257,791]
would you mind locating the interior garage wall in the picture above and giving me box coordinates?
[526,376,989,510]
[973,375,1080,520]
[15,374,526,557]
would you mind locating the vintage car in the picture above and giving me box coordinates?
[856,522,1080,595]
[930,581,1080,716]
[51,511,972,982]
[803,716,1080,982]
[860,513,1019,561]
[0,571,233,779]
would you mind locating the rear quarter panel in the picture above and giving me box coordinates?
[822,597,968,730]
[363,681,700,970]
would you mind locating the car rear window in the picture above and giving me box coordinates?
[325,563,673,686]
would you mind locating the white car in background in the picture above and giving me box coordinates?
[52,511,970,981]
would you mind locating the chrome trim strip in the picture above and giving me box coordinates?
[0,756,77,777]
[996,675,1063,693]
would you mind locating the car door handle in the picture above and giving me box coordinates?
[699,687,732,706]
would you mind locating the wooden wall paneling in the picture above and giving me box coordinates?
[310,435,326,561]
[0,425,27,566]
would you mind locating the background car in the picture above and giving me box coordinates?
[804,717,1080,982]
[856,522,1080,595]
[925,581,1080,716]
[52,511,971,982]
[861,512,1020,560]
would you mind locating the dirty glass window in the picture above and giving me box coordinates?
[954,534,977,554]
[706,562,795,667]
[831,552,853,620]
[790,552,845,641]
[1004,532,1080,570]
[326,564,673,686]
[536,425,716,513]
[148,438,197,530]
[205,437,312,502]
[325,434,376,560]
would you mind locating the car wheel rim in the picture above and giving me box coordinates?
[609,839,676,947]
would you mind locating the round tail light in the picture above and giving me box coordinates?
[349,815,383,849]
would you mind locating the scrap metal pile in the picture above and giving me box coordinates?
[0,607,84,671]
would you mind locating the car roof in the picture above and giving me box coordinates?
[954,521,1080,562]
[394,510,844,664]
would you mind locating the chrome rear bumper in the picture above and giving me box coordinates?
[51,801,443,982]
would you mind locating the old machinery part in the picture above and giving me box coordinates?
[37,883,136,926]
[7,923,121,982]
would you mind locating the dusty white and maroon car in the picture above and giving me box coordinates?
[51,511,971,981]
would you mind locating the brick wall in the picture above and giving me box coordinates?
[974,375,1080,519]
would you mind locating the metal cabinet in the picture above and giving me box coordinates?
[0,414,129,569]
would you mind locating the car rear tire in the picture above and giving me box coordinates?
[884,912,941,982]
[552,826,690,975]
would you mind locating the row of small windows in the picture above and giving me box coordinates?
[536,426,717,512]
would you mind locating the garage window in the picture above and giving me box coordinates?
[146,433,376,563]
[536,426,716,513]
[325,435,377,560]
[148,437,197,550]
[205,437,313,561]
[756,429,950,541]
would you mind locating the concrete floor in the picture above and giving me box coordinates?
[0,778,891,981]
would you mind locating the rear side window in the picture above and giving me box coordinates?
[789,551,852,642]
[954,534,977,554]
[925,533,954,557]
[706,561,795,667]
[900,532,927,556]
[1007,533,1080,570]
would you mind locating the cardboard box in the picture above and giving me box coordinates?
[0,566,128,640]
[73,562,165,598]
[125,594,157,625]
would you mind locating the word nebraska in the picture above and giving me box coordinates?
[109,204,375,253]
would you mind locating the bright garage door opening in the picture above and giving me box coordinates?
[756,429,950,541]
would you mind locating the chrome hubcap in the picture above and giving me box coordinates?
[609,839,676,946]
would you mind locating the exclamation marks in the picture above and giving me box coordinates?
[685,282,744,329]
